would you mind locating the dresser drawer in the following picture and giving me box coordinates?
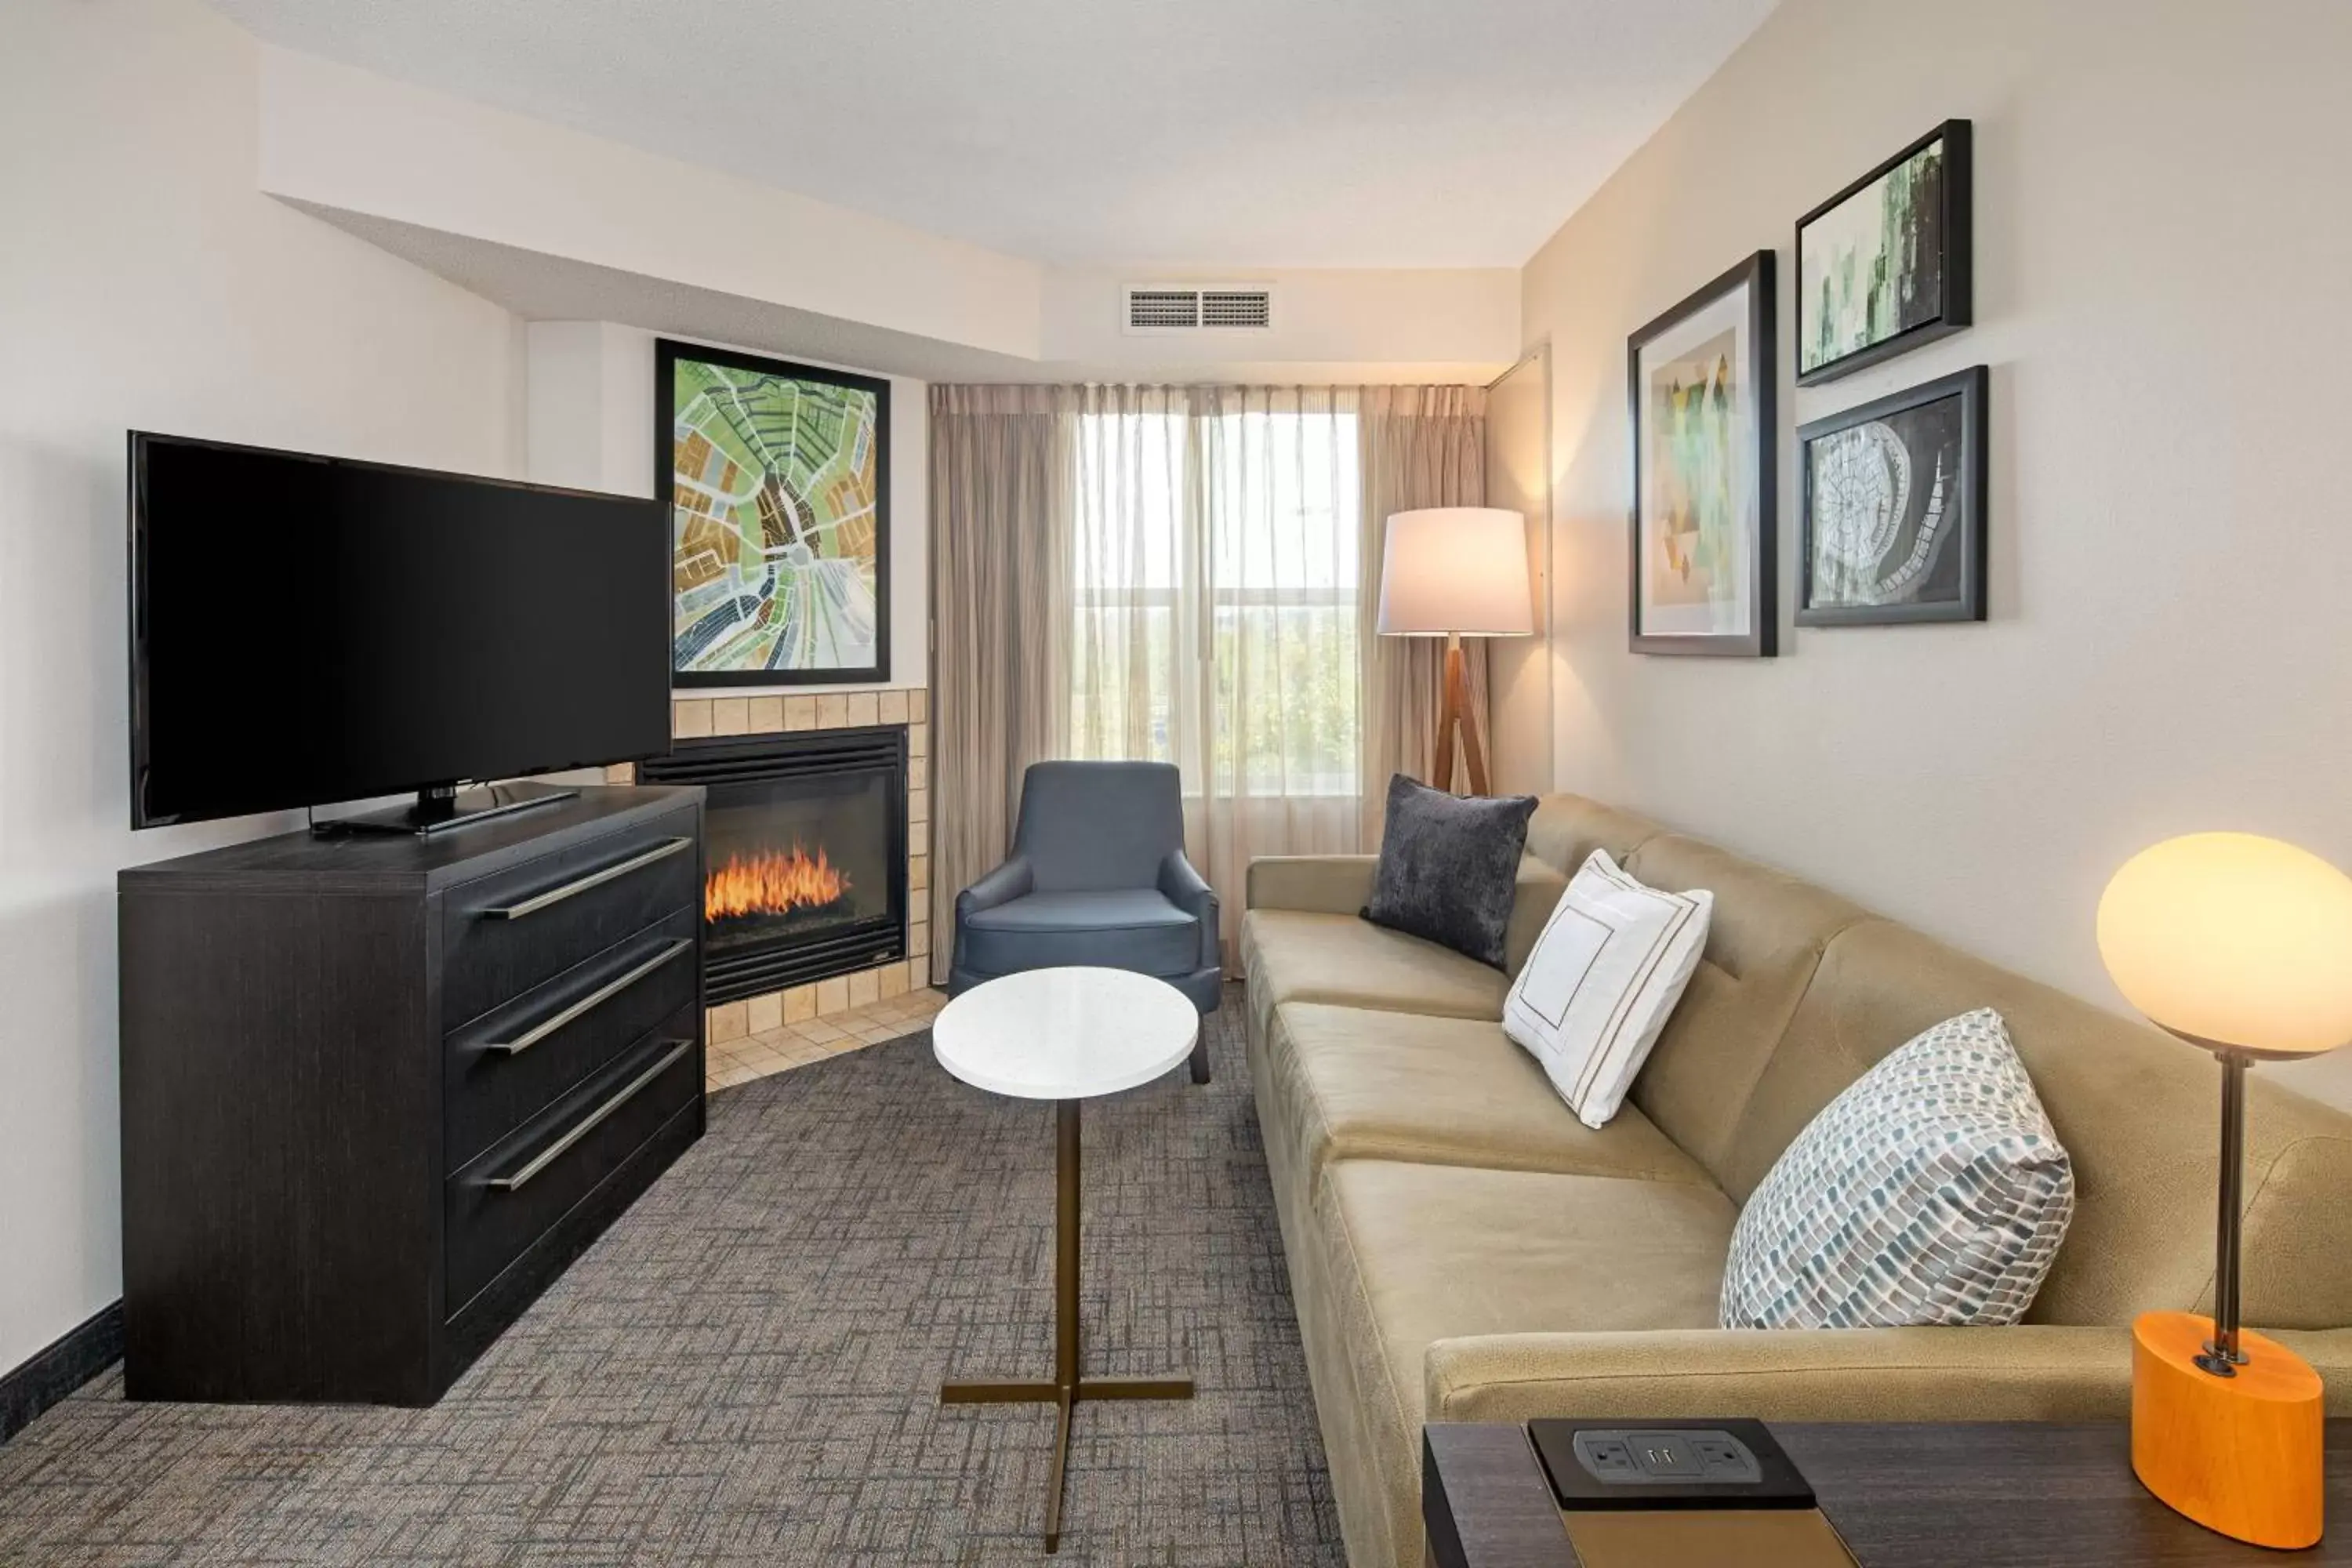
[440,807,699,1029]
[445,909,699,1174]
[445,1017,702,1316]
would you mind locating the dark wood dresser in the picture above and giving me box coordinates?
[118,785,706,1406]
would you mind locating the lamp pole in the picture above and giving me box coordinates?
[2198,1047,2249,1376]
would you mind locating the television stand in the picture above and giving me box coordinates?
[322,780,581,837]
[119,784,708,1406]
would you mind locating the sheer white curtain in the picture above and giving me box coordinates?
[1068,386,1365,953]
[930,381,1487,975]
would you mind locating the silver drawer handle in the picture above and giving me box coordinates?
[479,837,692,920]
[482,938,692,1055]
[484,1038,695,1192]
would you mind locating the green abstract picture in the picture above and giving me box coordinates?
[1797,121,1972,384]
[1649,332,1740,622]
[1629,252,1776,657]
[660,339,891,686]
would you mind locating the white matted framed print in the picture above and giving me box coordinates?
[1628,251,1777,658]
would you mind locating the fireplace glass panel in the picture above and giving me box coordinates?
[702,768,895,963]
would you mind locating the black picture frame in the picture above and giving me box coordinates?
[1795,119,1973,387]
[658,337,892,688]
[1627,250,1777,658]
[1796,364,1988,626]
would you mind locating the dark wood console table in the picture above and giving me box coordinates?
[1426,1420,2352,1566]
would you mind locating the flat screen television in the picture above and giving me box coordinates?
[129,433,671,833]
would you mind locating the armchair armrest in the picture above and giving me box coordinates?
[1158,851,1221,970]
[1425,1327,2145,1425]
[956,855,1034,921]
[1245,855,1379,916]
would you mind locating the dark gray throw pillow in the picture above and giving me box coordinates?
[1361,774,1538,969]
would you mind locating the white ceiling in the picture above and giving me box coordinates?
[207,0,1777,270]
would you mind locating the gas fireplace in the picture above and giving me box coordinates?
[640,728,908,1004]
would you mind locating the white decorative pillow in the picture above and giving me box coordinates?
[1719,1008,2074,1330]
[1502,849,1712,1130]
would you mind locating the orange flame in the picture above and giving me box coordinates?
[706,842,851,921]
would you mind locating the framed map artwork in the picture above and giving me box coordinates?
[659,340,891,685]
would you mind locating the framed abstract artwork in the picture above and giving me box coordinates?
[1797,364,1987,626]
[1796,120,1973,386]
[659,339,891,687]
[1628,250,1777,658]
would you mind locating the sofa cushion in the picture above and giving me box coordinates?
[1617,833,1867,1186]
[1263,1002,1718,1188]
[1320,1162,1736,1406]
[1242,909,1511,1028]
[960,889,1200,976]
[1361,775,1538,968]
[1314,1160,1734,1568]
[1732,916,2352,1330]
[1524,793,1668,880]
[1721,1008,2074,1330]
[1504,849,1714,1130]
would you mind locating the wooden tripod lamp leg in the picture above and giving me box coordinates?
[1432,679,1457,794]
[1434,633,1488,797]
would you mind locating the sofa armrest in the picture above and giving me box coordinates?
[956,855,1034,921]
[1425,1327,2146,1425]
[1246,855,1378,916]
[1158,851,1220,969]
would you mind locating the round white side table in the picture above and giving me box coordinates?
[931,966,1200,1553]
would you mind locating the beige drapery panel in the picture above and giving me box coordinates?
[927,385,1075,983]
[927,383,1487,981]
[1358,383,1490,844]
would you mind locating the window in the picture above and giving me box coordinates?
[1069,392,1362,800]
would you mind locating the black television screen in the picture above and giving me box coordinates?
[129,433,671,829]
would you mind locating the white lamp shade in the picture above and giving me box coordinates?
[1377,507,1535,637]
[2096,833,2352,1056]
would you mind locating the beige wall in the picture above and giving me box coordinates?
[1,0,526,1371]
[1519,0,2352,1108]
[1483,348,1553,797]
[1033,266,1519,384]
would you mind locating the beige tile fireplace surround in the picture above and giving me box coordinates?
[607,684,935,1091]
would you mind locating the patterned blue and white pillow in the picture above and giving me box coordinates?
[1719,1008,2074,1330]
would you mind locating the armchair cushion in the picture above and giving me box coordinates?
[960,889,1203,977]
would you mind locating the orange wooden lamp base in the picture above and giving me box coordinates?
[2132,1309,2324,1549]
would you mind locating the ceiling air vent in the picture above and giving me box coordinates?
[1122,284,1275,335]
[1200,289,1272,329]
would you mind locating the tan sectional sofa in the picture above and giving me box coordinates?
[1241,793,2352,1568]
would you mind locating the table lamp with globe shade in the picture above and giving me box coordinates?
[2097,831,2352,1550]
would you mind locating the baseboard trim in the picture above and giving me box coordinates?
[0,1301,122,1444]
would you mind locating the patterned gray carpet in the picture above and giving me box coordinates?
[0,999,1345,1566]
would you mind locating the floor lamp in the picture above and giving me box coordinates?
[1377,507,1535,797]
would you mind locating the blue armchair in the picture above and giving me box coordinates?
[950,760,1220,1083]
